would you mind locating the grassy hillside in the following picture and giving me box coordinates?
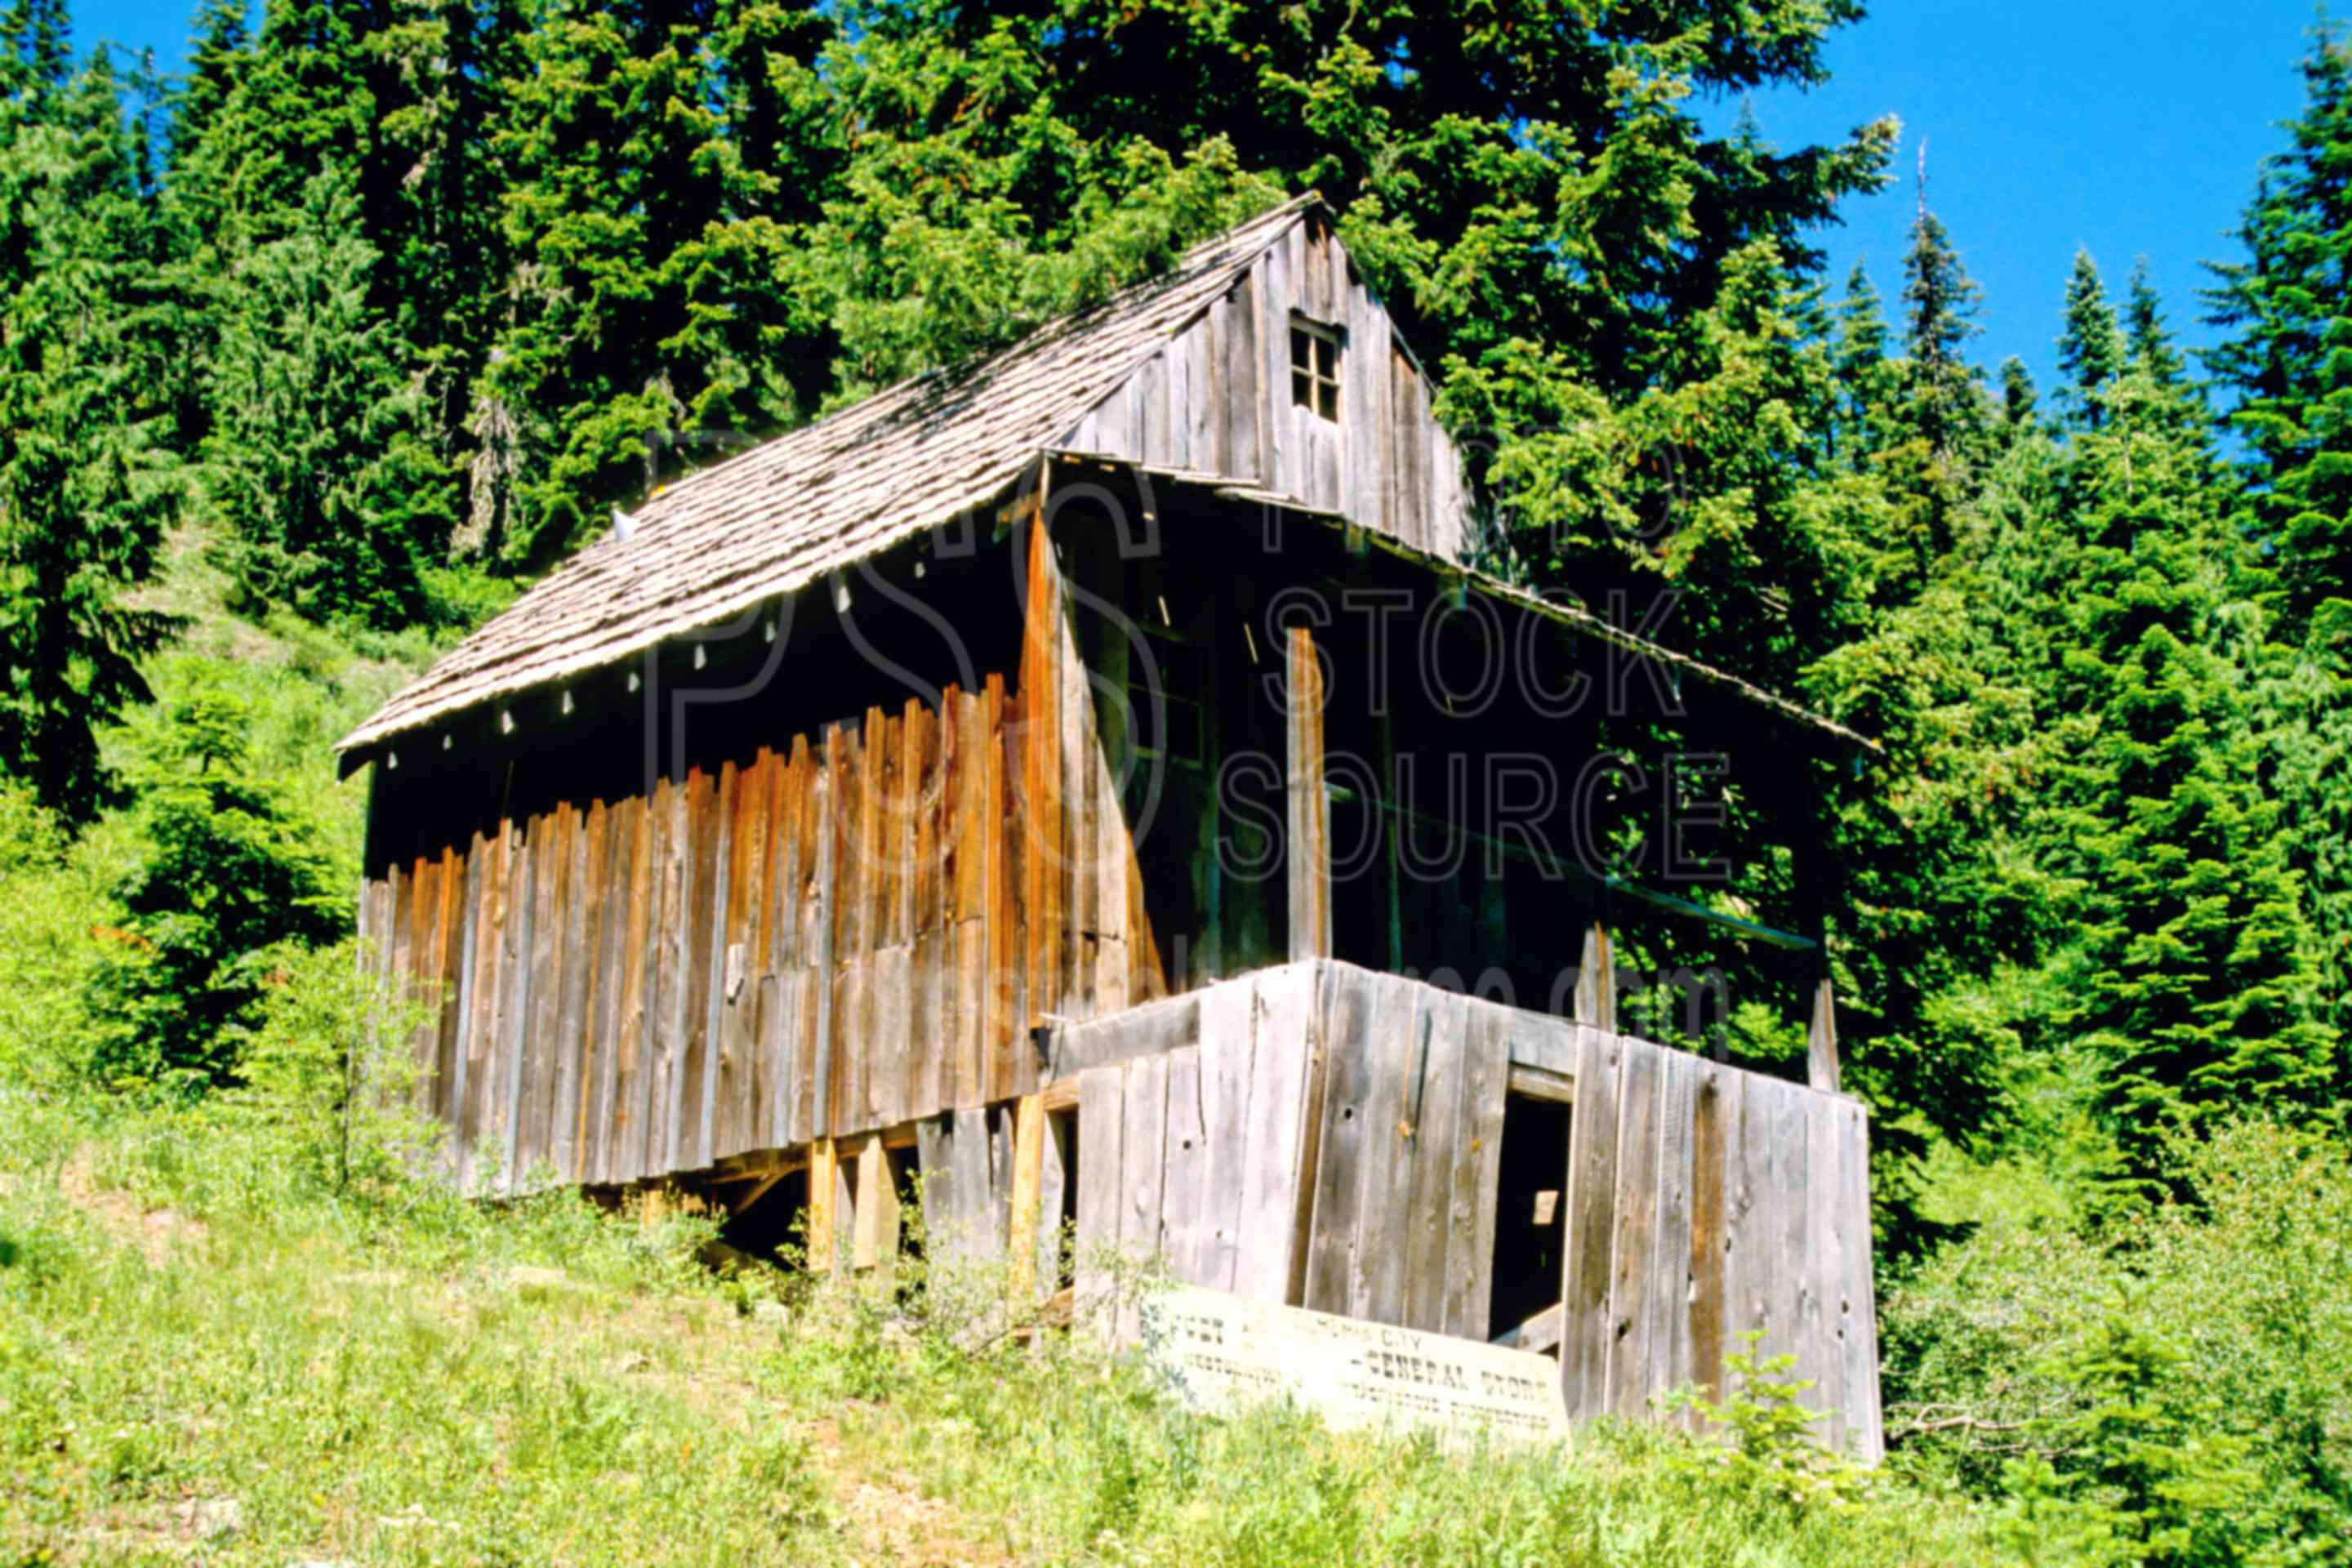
[0,1087,2007,1567]
[0,528,2014,1566]
[9,526,2348,1567]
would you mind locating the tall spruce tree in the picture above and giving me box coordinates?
[1864,192,1993,587]
[0,0,69,90]
[2205,21,2352,635]
[0,48,177,820]
[202,167,449,626]
[2124,258,2185,384]
[2047,355,2337,1172]
[1999,356,2040,433]
[2056,249,2123,426]
[1831,260,1897,464]
[476,0,739,564]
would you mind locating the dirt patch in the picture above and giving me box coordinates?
[835,1477,1012,1566]
[800,1417,1013,1567]
[57,1147,210,1266]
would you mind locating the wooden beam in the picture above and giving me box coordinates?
[853,1134,899,1272]
[1507,1062,1576,1105]
[708,1146,812,1183]
[1575,924,1615,1032]
[1492,1300,1565,1356]
[728,1168,786,1218]
[1285,626,1330,961]
[1807,978,1842,1094]
[807,1137,836,1272]
[1006,1093,1047,1300]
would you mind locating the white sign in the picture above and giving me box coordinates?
[1139,1286,1570,1448]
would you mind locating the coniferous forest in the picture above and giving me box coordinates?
[2,2,2350,1562]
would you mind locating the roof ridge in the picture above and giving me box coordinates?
[336,195,1324,757]
[604,192,1316,541]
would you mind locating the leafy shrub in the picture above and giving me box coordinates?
[1664,1332,1879,1514]
[229,938,440,1196]
[86,677,349,1089]
[0,783,108,1093]
[1885,1119,2352,1563]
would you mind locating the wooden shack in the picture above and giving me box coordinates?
[338,195,1885,1456]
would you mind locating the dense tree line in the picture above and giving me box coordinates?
[2,1,2350,1557]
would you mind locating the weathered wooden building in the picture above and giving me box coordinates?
[339,196,1884,1456]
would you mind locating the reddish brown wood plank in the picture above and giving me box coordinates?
[913,696,948,1118]
[950,686,986,1107]
[982,675,1015,1102]
[648,776,688,1178]
[550,800,595,1183]
[677,766,724,1170]
[572,800,616,1181]
[520,808,569,1179]
[459,828,499,1187]
[804,730,838,1138]
[1286,625,1330,961]
[492,815,535,1192]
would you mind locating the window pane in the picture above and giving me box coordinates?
[1316,336,1338,377]
[1319,381,1339,421]
[1290,327,1309,372]
[1292,369,1312,408]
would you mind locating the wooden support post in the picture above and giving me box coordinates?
[1575,924,1615,1031]
[1807,978,1841,1095]
[853,1134,900,1273]
[1020,501,1063,1036]
[1789,735,1842,1094]
[808,1137,837,1272]
[1285,625,1330,961]
[1006,1093,1047,1302]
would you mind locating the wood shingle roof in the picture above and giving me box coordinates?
[339,195,1322,757]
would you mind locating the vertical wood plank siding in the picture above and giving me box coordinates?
[1300,964,1878,1459]
[1054,960,1879,1459]
[1059,216,1472,562]
[368,519,1169,1195]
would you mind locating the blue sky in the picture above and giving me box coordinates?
[1704,0,2326,396]
[64,0,2329,399]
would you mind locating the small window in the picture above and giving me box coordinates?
[1290,317,1342,422]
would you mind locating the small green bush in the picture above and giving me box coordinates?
[85,676,349,1090]
[1884,1119,2352,1563]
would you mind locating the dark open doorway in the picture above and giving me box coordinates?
[1486,1092,1571,1346]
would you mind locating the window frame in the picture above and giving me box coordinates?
[1289,314,1344,424]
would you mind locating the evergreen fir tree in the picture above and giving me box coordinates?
[2204,21,2352,633]
[201,167,449,627]
[1830,260,1895,464]
[1869,191,1992,578]
[90,677,349,1087]
[476,0,735,564]
[2000,357,2039,432]
[0,0,69,95]
[2056,249,2123,425]
[167,0,249,180]
[2046,359,2338,1171]
[0,51,178,821]
[2123,258,2185,384]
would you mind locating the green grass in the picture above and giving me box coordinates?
[0,1087,2007,1567]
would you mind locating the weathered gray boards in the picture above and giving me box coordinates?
[340,199,1886,1457]
[1043,961,1884,1460]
